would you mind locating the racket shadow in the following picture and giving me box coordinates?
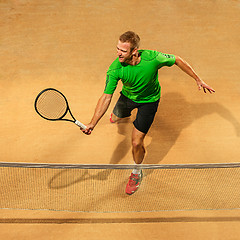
[48,118,134,190]
[48,168,112,189]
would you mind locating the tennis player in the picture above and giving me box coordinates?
[81,31,215,195]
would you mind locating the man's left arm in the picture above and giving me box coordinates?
[174,56,215,93]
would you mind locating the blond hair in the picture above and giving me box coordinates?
[119,31,140,51]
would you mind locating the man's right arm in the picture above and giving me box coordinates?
[82,93,113,135]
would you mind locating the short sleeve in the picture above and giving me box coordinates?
[104,71,120,94]
[156,52,176,68]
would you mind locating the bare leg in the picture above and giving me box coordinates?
[132,126,146,164]
[125,126,145,194]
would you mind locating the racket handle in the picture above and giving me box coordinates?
[75,120,87,130]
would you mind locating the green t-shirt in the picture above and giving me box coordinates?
[104,50,175,103]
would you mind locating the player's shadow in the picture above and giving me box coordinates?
[145,92,240,165]
[109,117,133,164]
[110,92,240,166]
[48,92,240,188]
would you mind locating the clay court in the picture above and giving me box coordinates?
[0,0,240,239]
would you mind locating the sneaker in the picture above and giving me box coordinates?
[110,113,116,123]
[125,170,143,195]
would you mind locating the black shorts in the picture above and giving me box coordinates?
[113,93,160,134]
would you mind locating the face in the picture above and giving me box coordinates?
[116,40,136,63]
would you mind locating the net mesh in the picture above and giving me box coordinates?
[35,90,67,120]
[1,162,240,212]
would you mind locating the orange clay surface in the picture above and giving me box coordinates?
[0,0,240,239]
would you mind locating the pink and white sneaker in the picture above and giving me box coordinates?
[125,171,143,195]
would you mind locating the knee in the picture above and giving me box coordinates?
[132,139,144,150]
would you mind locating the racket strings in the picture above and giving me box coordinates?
[36,90,68,120]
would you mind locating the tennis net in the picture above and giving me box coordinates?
[1,162,240,212]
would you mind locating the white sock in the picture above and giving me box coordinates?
[132,164,141,175]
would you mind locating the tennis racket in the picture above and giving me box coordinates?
[34,88,86,130]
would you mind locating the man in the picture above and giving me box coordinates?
[81,31,215,195]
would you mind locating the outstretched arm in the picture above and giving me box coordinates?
[175,56,215,93]
[82,93,113,135]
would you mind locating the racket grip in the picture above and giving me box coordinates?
[75,120,87,130]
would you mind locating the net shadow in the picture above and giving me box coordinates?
[1,216,240,224]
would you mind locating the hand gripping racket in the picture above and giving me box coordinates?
[34,88,86,130]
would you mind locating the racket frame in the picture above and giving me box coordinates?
[34,88,86,129]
